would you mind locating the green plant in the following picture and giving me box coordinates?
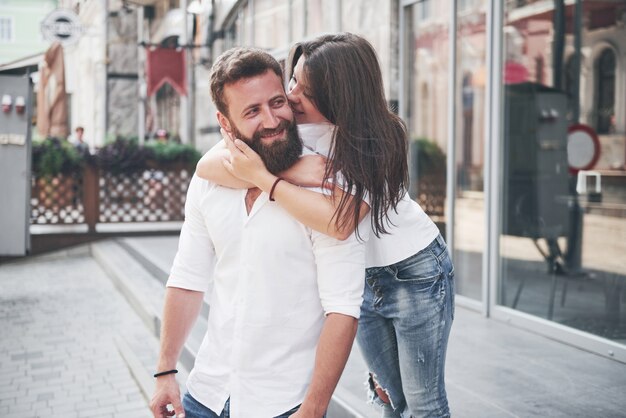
[411,138,446,178]
[32,137,83,177]
[94,136,201,175]
[93,136,151,175]
[144,140,202,166]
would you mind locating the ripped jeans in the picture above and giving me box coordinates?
[356,234,455,418]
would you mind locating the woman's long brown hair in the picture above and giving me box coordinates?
[287,33,409,238]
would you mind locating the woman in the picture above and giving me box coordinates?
[197,33,454,418]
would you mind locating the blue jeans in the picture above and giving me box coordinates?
[182,393,301,418]
[356,234,455,418]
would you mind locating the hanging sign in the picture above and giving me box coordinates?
[41,9,84,46]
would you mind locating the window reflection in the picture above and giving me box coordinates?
[454,0,488,300]
[404,1,449,236]
[500,0,626,343]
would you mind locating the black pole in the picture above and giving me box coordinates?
[565,0,584,274]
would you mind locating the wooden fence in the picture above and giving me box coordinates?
[31,163,193,232]
[30,164,446,236]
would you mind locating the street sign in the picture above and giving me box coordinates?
[567,124,600,174]
[41,9,84,46]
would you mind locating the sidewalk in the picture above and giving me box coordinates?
[1,237,626,417]
[0,248,156,418]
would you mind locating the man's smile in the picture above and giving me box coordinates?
[259,127,286,142]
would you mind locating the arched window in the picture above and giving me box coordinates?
[564,55,577,100]
[595,48,616,134]
[564,55,581,122]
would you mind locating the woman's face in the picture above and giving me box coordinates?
[287,56,329,125]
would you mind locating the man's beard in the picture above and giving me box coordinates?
[230,118,303,174]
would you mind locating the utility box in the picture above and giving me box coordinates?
[502,82,570,239]
[0,75,32,256]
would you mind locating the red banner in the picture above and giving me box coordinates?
[146,48,187,97]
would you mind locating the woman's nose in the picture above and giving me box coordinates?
[287,90,300,104]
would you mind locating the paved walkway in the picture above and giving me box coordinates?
[2,238,626,417]
[0,249,155,418]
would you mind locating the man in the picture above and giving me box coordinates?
[71,126,89,153]
[150,47,365,418]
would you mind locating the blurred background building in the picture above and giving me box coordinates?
[1,0,625,364]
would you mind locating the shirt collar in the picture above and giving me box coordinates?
[297,123,335,156]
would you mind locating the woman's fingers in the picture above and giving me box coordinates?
[233,139,253,156]
[222,157,233,171]
[220,127,233,142]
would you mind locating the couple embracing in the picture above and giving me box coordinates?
[150,32,455,418]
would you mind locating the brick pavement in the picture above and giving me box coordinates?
[0,251,158,418]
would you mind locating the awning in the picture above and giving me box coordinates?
[0,52,44,74]
[150,9,194,45]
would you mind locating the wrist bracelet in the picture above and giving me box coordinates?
[269,177,283,202]
[153,369,178,378]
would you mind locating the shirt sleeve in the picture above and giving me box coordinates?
[311,227,367,319]
[167,175,216,292]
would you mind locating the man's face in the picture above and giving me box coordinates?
[217,70,302,174]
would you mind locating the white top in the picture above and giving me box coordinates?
[298,123,440,268]
[167,163,366,418]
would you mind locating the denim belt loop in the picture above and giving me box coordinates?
[432,234,447,259]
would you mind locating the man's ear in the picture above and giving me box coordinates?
[216,112,232,133]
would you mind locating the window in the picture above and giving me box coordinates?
[0,17,13,42]
[595,48,616,134]
[418,0,431,20]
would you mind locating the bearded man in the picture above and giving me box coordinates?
[149,47,365,418]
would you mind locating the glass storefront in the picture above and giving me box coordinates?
[401,0,626,356]
[454,0,487,301]
[499,0,626,345]
[402,0,450,243]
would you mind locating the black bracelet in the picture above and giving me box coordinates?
[269,177,283,202]
[153,369,178,378]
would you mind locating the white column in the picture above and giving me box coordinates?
[137,6,146,145]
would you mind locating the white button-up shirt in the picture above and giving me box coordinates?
[167,151,366,417]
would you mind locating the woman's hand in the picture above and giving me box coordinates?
[221,129,271,186]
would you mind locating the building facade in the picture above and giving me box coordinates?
[0,0,58,64]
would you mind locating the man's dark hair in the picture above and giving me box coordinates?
[210,47,283,116]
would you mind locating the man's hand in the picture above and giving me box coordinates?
[295,314,358,418]
[149,375,185,418]
[288,406,322,418]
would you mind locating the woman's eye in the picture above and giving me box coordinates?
[288,77,296,92]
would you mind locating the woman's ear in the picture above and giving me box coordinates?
[216,112,232,133]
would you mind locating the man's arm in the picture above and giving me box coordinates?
[293,314,358,418]
[150,175,216,418]
[296,226,367,417]
[150,288,204,418]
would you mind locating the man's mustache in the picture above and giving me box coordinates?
[254,120,291,140]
